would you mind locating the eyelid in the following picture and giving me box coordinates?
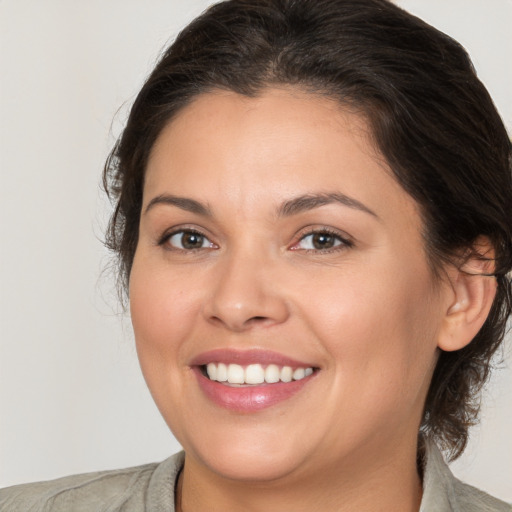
[289,226,354,252]
[156,224,353,253]
[158,226,218,251]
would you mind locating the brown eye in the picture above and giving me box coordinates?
[311,233,336,249]
[293,230,350,252]
[167,230,212,250]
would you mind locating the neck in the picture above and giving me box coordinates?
[178,437,423,512]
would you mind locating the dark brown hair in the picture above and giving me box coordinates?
[103,0,512,459]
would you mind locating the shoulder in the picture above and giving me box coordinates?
[450,476,512,512]
[421,439,511,512]
[0,452,184,512]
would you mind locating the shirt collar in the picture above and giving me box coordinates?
[420,437,458,512]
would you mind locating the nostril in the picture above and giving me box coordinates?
[245,316,274,327]
[204,289,290,331]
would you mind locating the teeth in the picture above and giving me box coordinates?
[217,363,228,382]
[245,364,265,384]
[293,368,305,380]
[280,366,293,383]
[265,364,280,383]
[227,364,245,384]
[206,363,217,381]
[204,362,314,385]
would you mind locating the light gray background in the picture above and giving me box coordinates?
[1,0,511,501]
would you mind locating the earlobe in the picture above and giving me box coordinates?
[438,241,497,352]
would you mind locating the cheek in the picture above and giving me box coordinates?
[129,256,201,368]
[299,257,439,398]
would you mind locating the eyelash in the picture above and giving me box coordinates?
[290,227,354,254]
[158,227,353,253]
[158,227,216,252]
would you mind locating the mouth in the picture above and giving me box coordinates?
[200,362,314,386]
[191,349,319,412]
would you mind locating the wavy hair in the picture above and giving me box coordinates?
[103,0,512,459]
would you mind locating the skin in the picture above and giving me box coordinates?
[129,88,482,511]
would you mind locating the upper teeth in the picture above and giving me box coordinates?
[206,363,314,385]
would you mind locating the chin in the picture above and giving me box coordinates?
[179,421,316,483]
[197,445,307,482]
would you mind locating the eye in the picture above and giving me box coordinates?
[291,229,352,252]
[164,230,216,251]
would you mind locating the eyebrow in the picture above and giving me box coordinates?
[277,192,378,218]
[144,191,377,219]
[144,194,212,217]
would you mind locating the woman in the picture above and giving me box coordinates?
[1,0,511,510]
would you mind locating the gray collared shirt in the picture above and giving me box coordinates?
[419,440,510,511]
[1,441,510,511]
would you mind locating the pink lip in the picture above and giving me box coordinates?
[190,348,312,368]
[193,367,314,412]
[190,349,318,412]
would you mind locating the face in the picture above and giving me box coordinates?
[130,88,448,484]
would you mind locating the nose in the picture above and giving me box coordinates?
[202,251,290,332]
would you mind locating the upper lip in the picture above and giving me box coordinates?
[190,348,317,368]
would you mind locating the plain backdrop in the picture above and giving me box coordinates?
[1,0,511,502]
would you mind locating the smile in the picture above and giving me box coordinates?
[191,349,319,412]
[204,362,314,385]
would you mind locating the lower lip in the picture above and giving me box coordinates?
[193,367,314,412]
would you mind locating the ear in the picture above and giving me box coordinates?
[437,238,497,352]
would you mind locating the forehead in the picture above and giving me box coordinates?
[147,87,375,174]
[144,87,420,229]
